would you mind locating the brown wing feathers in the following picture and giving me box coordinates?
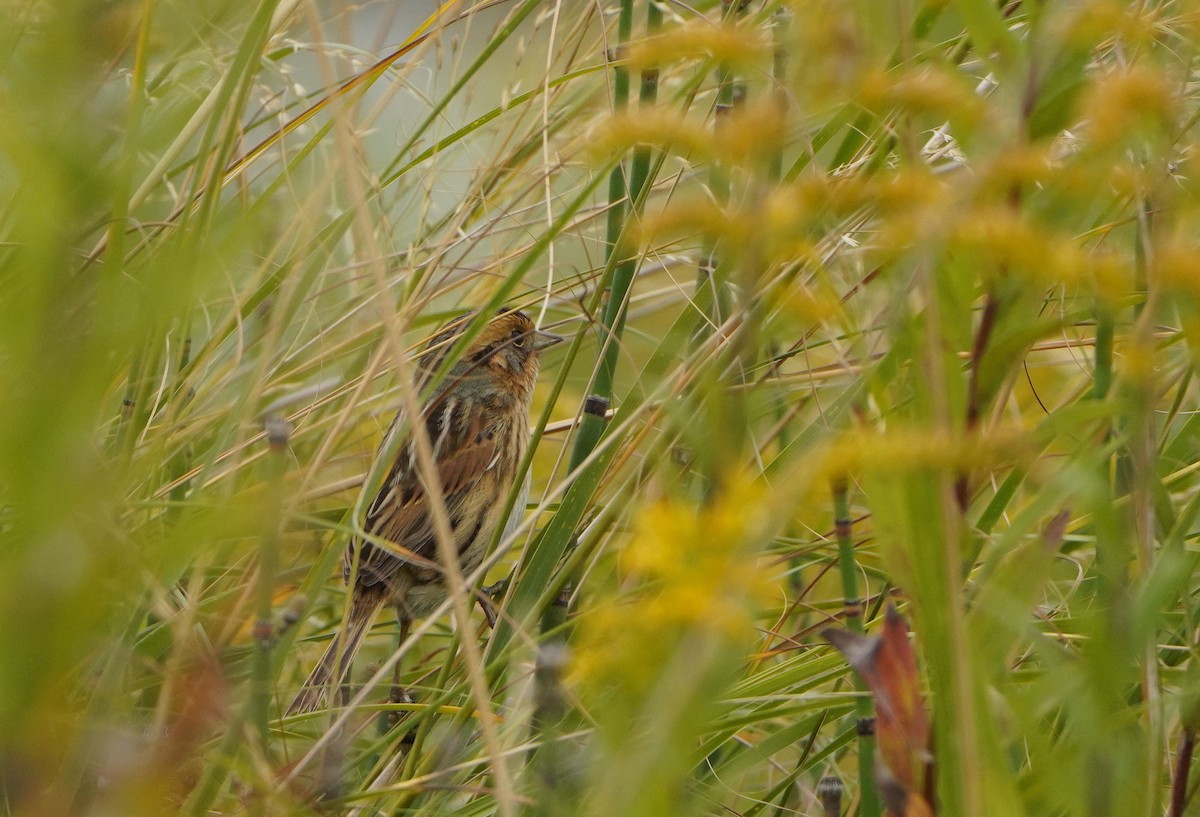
[351,395,499,590]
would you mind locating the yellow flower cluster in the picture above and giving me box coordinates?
[809,425,1036,485]
[593,102,786,169]
[857,66,983,130]
[572,479,775,697]
[625,19,768,73]
[1079,65,1175,149]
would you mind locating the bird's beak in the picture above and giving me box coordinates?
[533,328,564,352]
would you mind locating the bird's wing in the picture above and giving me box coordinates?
[348,398,498,588]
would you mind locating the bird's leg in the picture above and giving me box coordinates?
[384,617,415,735]
[477,577,510,628]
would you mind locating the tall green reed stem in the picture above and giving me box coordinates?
[530,2,659,813]
[540,0,661,633]
[249,417,289,748]
[691,1,745,337]
[185,417,289,816]
[832,478,881,817]
[567,0,638,466]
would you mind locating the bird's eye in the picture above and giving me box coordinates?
[510,328,525,348]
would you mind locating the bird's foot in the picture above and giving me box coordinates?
[477,578,511,628]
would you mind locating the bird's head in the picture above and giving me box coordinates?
[420,308,562,396]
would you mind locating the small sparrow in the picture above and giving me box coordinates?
[289,308,561,715]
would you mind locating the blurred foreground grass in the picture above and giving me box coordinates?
[4,1,1200,815]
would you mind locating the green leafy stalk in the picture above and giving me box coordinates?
[567,0,636,467]
[832,479,881,817]
[539,0,662,638]
[249,417,289,748]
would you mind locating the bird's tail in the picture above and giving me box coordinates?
[288,593,386,716]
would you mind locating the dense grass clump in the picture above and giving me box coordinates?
[3,2,1200,816]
